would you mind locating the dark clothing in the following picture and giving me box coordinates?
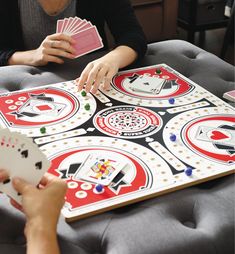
[0,0,147,66]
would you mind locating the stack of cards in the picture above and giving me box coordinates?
[74,153,128,186]
[0,129,50,203]
[129,75,166,94]
[56,16,104,58]
[223,90,235,102]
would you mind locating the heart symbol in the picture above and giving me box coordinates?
[210,131,229,140]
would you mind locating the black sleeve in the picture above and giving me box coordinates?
[103,0,147,60]
[0,0,24,66]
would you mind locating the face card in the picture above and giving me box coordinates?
[0,129,50,203]
[195,126,235,148]
[73,153,127,185]
[71,26,103,58]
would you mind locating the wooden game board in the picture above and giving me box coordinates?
[0,64,234,221]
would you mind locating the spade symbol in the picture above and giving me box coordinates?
[35,161,42,170]
[21,150,28,158]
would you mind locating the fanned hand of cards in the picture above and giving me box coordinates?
[56,16,104,58]
[0,129,50,204]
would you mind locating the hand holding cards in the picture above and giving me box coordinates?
[0,129,50,203]
[56,16,104,58]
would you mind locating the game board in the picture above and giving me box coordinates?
[0,64,234,222]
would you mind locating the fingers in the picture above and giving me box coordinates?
[46,47,75,59]
[39,173,67,195]
[77,63,94,91]
[41,33,76,62]
[91,67,108,94]
[10,198,23,211]
[103,71,113,90]
[47,33,76,45]
[77,62,117,94]
[12,177,34,195]
[0,169,9,182]
[50,40,76,55]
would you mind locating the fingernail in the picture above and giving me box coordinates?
[0,170,7,180]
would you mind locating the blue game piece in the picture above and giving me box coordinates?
[95,184,104,192]
[168,98,175,104]
[185,167,193,176]
[170,134,177,142]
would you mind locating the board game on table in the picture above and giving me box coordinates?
[0,64,234,222]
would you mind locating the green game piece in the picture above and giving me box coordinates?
[84,103,90,110]
[40,127,46,134]
[81,90,87,97]
[156,69,162,74]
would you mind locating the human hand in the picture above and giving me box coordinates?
[0,169,9,185]
[76,55,119,94]
[11,173,67,236]
[31,33,76,66]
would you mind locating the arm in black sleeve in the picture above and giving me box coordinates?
[0,0,24,66]
[103,0,147,60]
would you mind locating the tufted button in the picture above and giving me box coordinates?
[183,221,196,229]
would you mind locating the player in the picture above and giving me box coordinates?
[0,169,67,254]
[0,0,147,94]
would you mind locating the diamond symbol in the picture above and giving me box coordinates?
[36,105,53,111]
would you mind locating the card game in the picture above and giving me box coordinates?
[0,129,50,203]
[56,16,104,58]
[0,64,234,222]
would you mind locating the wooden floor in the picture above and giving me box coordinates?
[177,27,234,66]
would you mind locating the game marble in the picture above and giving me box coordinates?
[0,64,234,221]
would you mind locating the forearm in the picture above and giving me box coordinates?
[26,220,60,254]
[8,50,36,66]
[104,45,137,69]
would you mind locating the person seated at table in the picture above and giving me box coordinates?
[0,0,147,94]
[0,169,67,254]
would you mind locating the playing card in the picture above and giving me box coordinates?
[61,18,70,33]
[129,75,166,94]
[73,153,127,185]
[65,17,82,34]
[195,126,235,148]
[56,19,64,33]
[223,90,235,102]
[18,98,66,117]
[71,26,103,58]
[56,16,103,56]
[0,129,50,203]
[70,22,92,35]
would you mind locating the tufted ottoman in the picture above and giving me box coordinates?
[0,40,234,254]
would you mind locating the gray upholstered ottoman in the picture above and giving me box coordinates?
[0,40,234,254]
